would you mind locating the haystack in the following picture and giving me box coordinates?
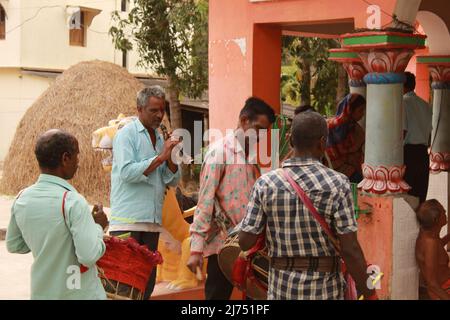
[0,60,148,205]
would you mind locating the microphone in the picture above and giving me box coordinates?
[159,123,192,164]
[159,123,169,140]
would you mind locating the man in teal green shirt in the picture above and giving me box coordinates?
[6,129,109,300]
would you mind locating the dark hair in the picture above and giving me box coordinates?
[239,97,276,124]
[34,130,78,169]
[291,111,328,150]
[294,105,314,115]
[416,199,443,230]
[348,94,366,113]
[404,72,416,91]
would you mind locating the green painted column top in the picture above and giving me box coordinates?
[417,55,450,66]
[341,31,426,50]
[329,49,359,61]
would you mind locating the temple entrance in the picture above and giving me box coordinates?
[209,0,450,299]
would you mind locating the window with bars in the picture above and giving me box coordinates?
[0,6,6,40]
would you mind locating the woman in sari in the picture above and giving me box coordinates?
[326,94,366,183]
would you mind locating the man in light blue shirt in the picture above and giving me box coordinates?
[7,130,109,299]
[403,72,433,203]
[109,86,180,299]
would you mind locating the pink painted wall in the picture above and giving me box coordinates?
[209,0,398,133]
[357,195,394,299]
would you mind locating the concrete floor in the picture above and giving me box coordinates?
[0,241,32,300]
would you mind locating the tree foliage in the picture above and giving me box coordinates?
[109,0,209,128]
[281,36,345,116]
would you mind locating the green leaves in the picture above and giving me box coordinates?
[109,0,208,99]
[281,36,342,116]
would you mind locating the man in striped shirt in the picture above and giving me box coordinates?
[187,97,275,300]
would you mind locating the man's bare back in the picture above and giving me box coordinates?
[415,200,450,300]
[416,234,450,279]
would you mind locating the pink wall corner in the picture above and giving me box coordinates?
[252,24,282,114]
[209,0,254,135]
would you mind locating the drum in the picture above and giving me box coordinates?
[97,236,163,300]
[218,233,269,300]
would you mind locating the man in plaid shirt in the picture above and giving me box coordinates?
[239,111,376,300]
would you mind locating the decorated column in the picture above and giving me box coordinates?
[417,56,450,173]
[329,48,368,97]
[341,31,426,194]
[338,31,426,300]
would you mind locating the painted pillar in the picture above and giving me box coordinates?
[341,31,427,194]
[339,31,426,299]
[252,24,282,113]
[417,55,450,250]
[417,56,450,173]
[329,48,368,98]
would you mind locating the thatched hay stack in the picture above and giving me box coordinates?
[0,60,147,205]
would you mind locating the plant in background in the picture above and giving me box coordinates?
[281,36,347,117]
[110,0,209,129]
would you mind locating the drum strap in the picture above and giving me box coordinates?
[61,190,89,274]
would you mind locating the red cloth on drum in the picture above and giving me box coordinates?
[231,233,267,298]
[97,237,163,293]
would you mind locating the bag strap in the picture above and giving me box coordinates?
[281,169,340,254]
[60,190,89,274]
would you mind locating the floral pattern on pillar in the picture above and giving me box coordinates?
[430,152,450,174]
[341,31,426,194]
[329,48,368,88]
[359,164,410,194]
[429,65,450,85]
[359,49,414,74]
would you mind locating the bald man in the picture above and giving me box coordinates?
[6,129,108,299]
[239,112,376,300]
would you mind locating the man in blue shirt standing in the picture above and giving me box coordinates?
[109,86,180,299]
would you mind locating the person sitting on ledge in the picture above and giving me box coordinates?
[415,199,450,300]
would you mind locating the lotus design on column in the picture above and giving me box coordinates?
[430,152,450,174]
[358,164,411,194]
[359,49,414,73]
